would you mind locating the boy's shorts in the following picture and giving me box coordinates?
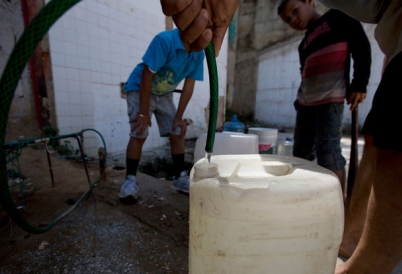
[361,51,402,152]
[293,101,346,172]
[126,91,181,138]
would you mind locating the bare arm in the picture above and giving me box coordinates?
[346,13,371,111]
[174,77,195,137]
[131,65,154,135]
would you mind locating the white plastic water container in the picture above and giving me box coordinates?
[193,132,258,163]
[248,127,278,154]
[189,154,344,274]
[278,137,294,156]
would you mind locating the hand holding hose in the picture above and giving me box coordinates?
[160,0,239,56]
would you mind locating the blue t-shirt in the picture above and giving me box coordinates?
[123,29,205,96]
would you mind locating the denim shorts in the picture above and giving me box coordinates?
[293,101,346,172]
[361,51,402,152]
[126,91,181,138]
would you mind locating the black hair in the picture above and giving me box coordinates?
[277,0,307,15]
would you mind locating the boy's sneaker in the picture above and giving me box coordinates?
[171,171,189,193]
[119,175,139,199]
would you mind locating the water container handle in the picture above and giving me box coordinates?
[229,161,293,178]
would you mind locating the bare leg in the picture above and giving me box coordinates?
[126,137,146,159]
[334,167,346,202]
[169,133,185,155]
[339,135,376,257]
[335,149,402,274]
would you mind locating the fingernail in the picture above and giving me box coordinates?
[201,9,208,19]
[204,30,212,40]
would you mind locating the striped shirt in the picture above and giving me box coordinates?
[297,10,371,106]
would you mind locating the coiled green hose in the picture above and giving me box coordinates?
[0,0,218,233]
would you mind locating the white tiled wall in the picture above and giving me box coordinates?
[48,0,227,157]
[256,37,301,127]
[256,24,383,130]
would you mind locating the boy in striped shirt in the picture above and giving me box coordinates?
[278,0,371,198]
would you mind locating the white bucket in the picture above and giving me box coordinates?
[248,127,278,154]
[189,154,344,273]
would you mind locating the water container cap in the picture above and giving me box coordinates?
[285,137,294,142]
[232,114,238,122]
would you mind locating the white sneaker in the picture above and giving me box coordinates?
[171,171,189,193]
[119,175,139,198]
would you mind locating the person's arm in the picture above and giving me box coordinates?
[346,14,372,111]
[160,0,239,56]
[174,77,195,137]
[131,65,154,135]
[318,0,386,24]
[382,54,389,75]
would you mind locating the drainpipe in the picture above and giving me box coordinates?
[21,0,44,130]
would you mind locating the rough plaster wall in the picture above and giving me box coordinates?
[255,24,384,130]
[231,0,259,118]
[0,0,39,141]
[236,0,256,52]
[236,0,327,52]
[252,0,295,50]
[47,0,227,157]
[232,57,258,118]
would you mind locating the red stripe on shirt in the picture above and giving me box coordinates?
[302,60,346,78]
[302,43,348,78]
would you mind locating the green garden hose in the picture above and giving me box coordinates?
[0,0,219,234]
[204,43,218,157]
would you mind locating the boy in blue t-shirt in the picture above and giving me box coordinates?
[119,28,204,201]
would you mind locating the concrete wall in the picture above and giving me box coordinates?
[0,0,41,141]
[228,0,326,118]
[255,24,384,130]
[46,0,228,158]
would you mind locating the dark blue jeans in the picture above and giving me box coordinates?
[293,101,346,172]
